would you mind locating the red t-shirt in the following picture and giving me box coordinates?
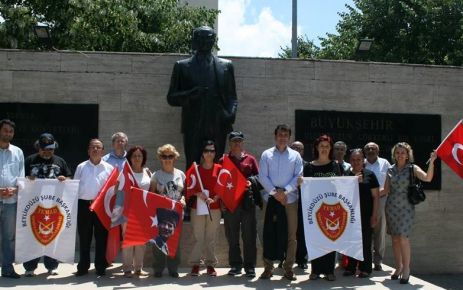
[191,163,222,210]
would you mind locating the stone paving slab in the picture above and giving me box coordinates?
[1,263,445,290]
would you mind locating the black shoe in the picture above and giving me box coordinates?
[374,264,383,271]
[154,272,162,278]
[75,270,88,276]
[96,270,105,276]
[169,272,179,278]
[2,272,20,279]
[277,261,283,268]
[400,276,409,284]
[245,268,256,278]
[227,267,242,276]
[358,272,370,278]
[297,263,308,270]
[343,270,355,277]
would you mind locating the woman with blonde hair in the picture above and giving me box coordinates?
[383,142,436,284]
[149,144,186,278]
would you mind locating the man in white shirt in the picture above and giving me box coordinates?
[74,139,113,276]
[364,142,391,271]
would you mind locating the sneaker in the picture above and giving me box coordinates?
[206,266,217,277]
[227,267,242,276]
[24,270,35,277]
[124,271,133,278]
[47,269,58,276]
[2,271,20,279]
[245,268,256,278]
[190,265,200,276]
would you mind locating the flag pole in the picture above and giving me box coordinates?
[193,162,212,221]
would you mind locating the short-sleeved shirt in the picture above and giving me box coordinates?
[347,169,379,225]
[25,153,72,179]
[151,168,186,202]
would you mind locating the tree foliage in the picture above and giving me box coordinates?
[282,0,463,66]
[279,35,320,59]
[0,0,218,53]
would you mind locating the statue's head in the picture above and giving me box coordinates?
[192,26,216,53]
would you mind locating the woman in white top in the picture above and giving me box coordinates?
[122,145,151,277]
[149,144,186,278]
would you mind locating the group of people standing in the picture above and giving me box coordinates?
[0,118,436,285]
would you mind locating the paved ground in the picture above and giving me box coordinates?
[0,263,451,290]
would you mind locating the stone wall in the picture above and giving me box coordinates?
[1,49,463,273]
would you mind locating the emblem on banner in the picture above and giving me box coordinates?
[316,202,348,241]
[30,205,64,245]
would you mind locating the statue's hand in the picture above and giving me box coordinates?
[190,86,208,100]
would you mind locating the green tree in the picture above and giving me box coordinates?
[0,0,218,53]
[279,35,320,59]
[282,0,463,66]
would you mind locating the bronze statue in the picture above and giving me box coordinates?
[167,26,238,167]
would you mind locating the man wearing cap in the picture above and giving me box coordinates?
[102,132,128,170]
[0,119,24,279]
[220,131,259,278]
[23,133,72,277]
[150,208,180,256]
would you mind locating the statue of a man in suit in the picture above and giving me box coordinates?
[167,26,238,167]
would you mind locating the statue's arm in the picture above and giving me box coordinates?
[166,62,198,107]
[224,62,238,123]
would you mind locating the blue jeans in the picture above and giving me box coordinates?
[0,202,17,275]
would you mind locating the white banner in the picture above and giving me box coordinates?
[15,178,79,263]
[301,176,363,261]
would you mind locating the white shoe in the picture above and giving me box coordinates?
[48,269,58,276]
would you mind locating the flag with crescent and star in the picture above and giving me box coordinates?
[185,162,203,199]
[300,176,362,261]
[122,187,183,258]
[214,155,247,213]
[437,120,463,179]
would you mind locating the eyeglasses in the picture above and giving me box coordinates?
[203,149,215,153]
[160,154,175,160]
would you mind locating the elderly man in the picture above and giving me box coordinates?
[23,133,72,277]
[0,119,24,279]
[259,125,303,281]
[364,142,391,271]
[221,131,259,278]
[334,141,351,174]
[74,139,113,277]
[102,132,128,170]
[167,26,238,167]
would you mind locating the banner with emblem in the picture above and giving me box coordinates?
[15,177,79,263]
[300,176,363,261]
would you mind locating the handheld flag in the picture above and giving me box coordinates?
[436,120,463,179]
[214,155,247,213]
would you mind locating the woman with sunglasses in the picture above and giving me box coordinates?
[149,144,186,278]
[122,146,151,277]
[188,140,222,277]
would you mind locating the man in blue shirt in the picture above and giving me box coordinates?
[102,132,128,170]
[0,119,24,279]
[259,124,303,281]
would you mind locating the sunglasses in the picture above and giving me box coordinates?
[203,149,215,153]
[160,154,175,160]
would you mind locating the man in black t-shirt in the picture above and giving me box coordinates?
[23,133,72,277]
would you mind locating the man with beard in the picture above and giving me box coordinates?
[0,119,24,279]
[23,133,72,277]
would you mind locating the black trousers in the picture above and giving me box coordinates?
[223,204,257,269]
[77,199,108,273]
[311,251,336,275]
[346,222,373,274]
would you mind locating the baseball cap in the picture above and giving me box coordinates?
[38,133,57,149]
[229,131,244,141]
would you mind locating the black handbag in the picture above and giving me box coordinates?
[407,164,426,205]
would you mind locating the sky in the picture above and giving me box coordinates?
[218,0,355,58]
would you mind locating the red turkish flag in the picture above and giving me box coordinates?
[437,120,463,179]
[89,167,119,230]
[185,162,203,199]
[123,187,183,258]
[214,155,247,213]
